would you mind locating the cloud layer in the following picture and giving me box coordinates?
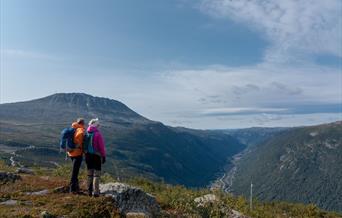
[200,0,342,63]
[1,0,341,128]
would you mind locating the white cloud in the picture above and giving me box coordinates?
[2,53,340,128]
[107,63,341,128]
[199,0,342,63]
[201,107,288,115]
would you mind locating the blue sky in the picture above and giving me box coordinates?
[1,0,341,128]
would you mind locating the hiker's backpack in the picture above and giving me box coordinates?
[83,131,96,154]
[60,128,77,151]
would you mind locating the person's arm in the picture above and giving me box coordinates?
[97,132,106,159]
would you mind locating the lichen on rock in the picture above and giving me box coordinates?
[100,182,161,217]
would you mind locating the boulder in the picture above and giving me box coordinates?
[100,182,161,217]
[0,172,21,184]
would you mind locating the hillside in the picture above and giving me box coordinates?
[222,127,289,147]
[0,93,245,187]
[1,162,341,218]
[230,121,342,212]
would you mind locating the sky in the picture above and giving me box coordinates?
[1,0,341,129]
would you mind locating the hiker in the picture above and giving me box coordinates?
[85,118,106,197]
[68,118,85,194]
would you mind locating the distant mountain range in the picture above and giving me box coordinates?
[0,93,245,187]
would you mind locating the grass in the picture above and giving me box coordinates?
[126,177,342,218]
[0,174,119,218]
[0,161,341,218]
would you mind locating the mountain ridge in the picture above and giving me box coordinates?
[0,92,245,187]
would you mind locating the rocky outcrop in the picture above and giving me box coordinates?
[100,182,161,217]
[0,172,21,184]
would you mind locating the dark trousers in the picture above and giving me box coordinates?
[70,155,83,192]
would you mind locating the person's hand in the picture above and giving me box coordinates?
[102,157,106,164]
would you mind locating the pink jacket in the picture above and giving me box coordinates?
[87,125,106,157]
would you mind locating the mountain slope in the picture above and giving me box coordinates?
[0,93,245,187]
[222,127,289,147]
[231,121,342,212]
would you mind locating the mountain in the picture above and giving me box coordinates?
[230,121,342,212]
[0,93,245,187]
[221,127,289,147]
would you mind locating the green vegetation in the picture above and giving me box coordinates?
[232,121,342,213]
[2,162,340,218]
[123,177,342,218]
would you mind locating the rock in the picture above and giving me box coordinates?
[230,209,250,218]
[26,189,49,196]
[40,176,50,180]
[100,182,161,217]
[309,132,318,137]
[40,211,55,218]
[16,167,34,175]
[0,199,18,206]
[194,194,249,218]
[22,201,33,206]
[126,212,150,218]
[231,209,243,217]
[0,172,21,184]
[52,186,69,194]
[194,194,218,206]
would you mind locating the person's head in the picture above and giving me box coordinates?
[89,118,100,127]
[76,118,85,126]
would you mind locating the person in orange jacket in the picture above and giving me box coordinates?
[69,118,85,194]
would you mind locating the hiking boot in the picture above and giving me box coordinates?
[71,191,83,195]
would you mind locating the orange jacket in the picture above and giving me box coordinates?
[67,122,85,157]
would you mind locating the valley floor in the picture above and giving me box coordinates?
[210,148,248,193]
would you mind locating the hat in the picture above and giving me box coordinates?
[89,118,100,127]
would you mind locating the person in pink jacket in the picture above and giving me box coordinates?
[85,118,106,197]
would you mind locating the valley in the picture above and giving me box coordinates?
[0,93,341,213]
